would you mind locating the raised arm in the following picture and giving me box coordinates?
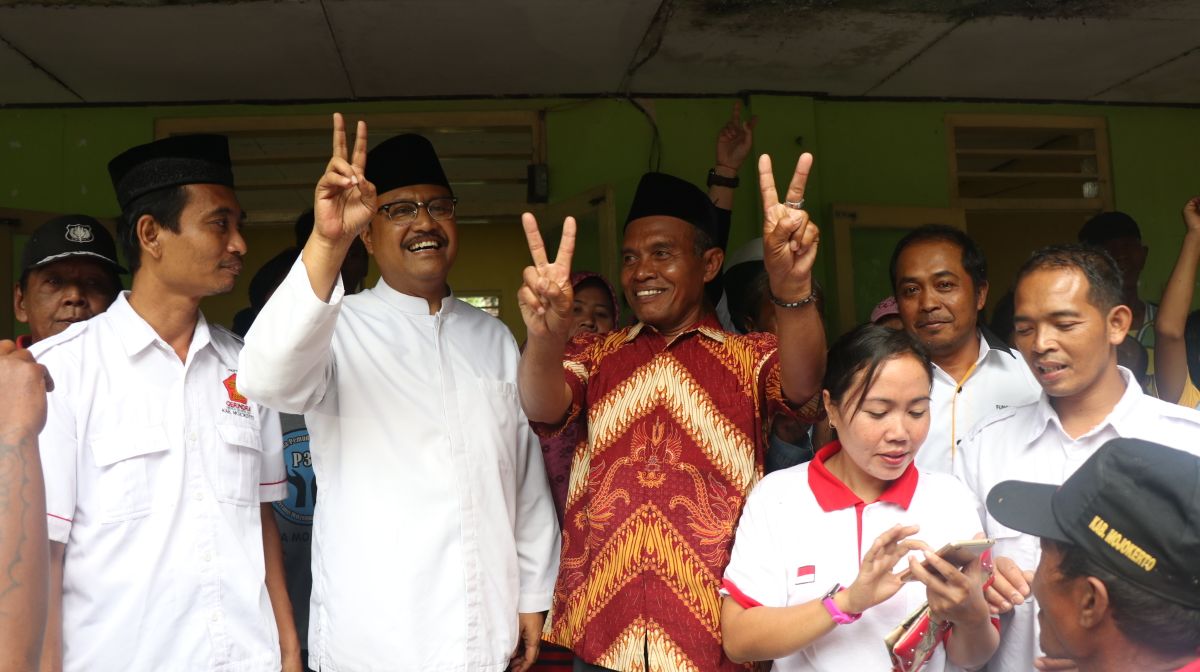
[1154,196,1200,405]
[238,114,378,412]
[757,153,826,404]
[304,112,377,301]
[709,101,757,212]
[0,341,50,672]
[516,213,578,424]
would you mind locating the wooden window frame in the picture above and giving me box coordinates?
[155,110,546,227]
[945,114,1114,212]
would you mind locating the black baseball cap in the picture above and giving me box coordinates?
[987,438,1200,609]
[21,214,127,275]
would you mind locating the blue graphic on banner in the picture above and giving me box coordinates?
[273,428,315,525]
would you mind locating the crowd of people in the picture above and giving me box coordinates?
[2,105,1200,672]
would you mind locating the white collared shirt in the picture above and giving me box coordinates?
[32,292,286,672]
[917,330,1040,475]
[237,259,559,672]
[955,367,1200,672]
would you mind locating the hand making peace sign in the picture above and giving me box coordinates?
[313,113,378,245]
[518,213,578,343]
[758,152,820,302]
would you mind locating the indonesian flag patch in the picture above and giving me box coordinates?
[794,565,816,585]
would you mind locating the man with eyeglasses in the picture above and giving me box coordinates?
[239,116,559,672]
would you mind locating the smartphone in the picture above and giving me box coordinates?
[896,538,994,582]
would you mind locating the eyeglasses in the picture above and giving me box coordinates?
[377,197,457,223]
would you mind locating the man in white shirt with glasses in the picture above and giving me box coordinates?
[239,115,558,672]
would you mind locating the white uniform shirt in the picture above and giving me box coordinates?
[32,293,287,672]
[237,260,560,672]
[917,330,1040,475]
[722,443,984,672]
[955,367,1200,672]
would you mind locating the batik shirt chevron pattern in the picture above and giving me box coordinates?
[534,316,819,672]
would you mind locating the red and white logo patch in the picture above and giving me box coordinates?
[794,565,816,586]
[221,371,253,419]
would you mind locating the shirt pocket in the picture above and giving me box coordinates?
[90,427,169,523]
[470,378,518,474]
[215,421,265,506]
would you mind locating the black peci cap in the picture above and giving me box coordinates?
[987,438,1200,609]
[108,134,234,211]
[625,172,719,243]
[365,134,452,197]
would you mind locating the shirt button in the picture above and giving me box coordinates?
[201,551,212,562]
[194,491,204,502]
[187,433,198,443]
[211,611,221,623]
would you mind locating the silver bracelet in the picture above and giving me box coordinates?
[769,290,819,309]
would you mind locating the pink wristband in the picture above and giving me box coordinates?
[821,584,862,625]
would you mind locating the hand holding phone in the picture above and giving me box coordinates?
[895,538,994,582]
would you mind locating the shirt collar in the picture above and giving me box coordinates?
[109,292,212,360]
[1027,366,1144,443]
[980,326,1018,359]
[370,277,455,316]
[624,313,727,345]
[807,441,919,512]
[933,330,1007,383]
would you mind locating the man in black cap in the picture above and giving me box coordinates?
[32,134,299,671]
[517,153,826,671]
[986,438,1200,672]
[13,214,123,347]
[238,114,558,672]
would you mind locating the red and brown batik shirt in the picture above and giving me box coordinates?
[534,316,819,672]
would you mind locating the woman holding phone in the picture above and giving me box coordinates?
[720,324,998,671]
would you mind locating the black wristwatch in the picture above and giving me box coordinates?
[707,168,740,188]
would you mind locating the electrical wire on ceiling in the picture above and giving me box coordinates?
[619,0,674,173]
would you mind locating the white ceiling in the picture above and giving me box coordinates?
[1,0,1198,105]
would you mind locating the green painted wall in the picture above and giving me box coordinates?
[5,95,1200,338]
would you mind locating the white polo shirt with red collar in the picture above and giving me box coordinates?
[722,442,984,672]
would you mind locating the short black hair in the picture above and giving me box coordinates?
[823,323,932,418]
[117,185,189,274]
[293,209,315,248]
[889,225,987,294]
[1079,211,1141,245]
[692,225,716,258]
[724,261,769,334]
[1047,538,1200,657]
[1014,244,1123,313]
[990,290,1016,345]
